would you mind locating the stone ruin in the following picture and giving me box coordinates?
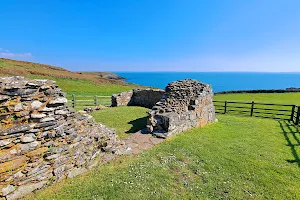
[0,76,126,200]
[111,79,216,138]
[147,79,216,138]
[111,88,164,108]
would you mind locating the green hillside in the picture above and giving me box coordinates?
[0,58,140,96]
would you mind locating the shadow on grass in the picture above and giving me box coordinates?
[278,120,300,167]
[126,116,148,134]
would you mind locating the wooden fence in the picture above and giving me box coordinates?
[213,100,300,125]
[69,95,111,108]
[67,95,300,125]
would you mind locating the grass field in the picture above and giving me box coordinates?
[29,114,300,200]
[91,106,149,139]
[213,93,300,120]
[26,75,136,96]
[214,93,300,105]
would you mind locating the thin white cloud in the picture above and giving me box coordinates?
[0,50,32,58]
[95,40,300,72]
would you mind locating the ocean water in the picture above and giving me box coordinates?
[115,72,300,92]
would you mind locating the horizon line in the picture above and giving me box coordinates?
[77,70,300,73]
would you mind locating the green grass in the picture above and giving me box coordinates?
[27,75,135,96]
[29,114,300,199]
[214,93,300,105]
[214,93,300,119]
[91,106,149,139]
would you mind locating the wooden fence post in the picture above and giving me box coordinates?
[224,101,227,114]
[72,94,75,108]
[290,105,296,123]
[296,106,300,125]
[94,96,98,106]
[250,101,254,116]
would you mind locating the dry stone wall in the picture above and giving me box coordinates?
[111,89,164,109]
[0,76,126,200]
[111,90,133,107]
[147,79,216,138]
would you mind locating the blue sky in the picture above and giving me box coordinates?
[1,0,300,72]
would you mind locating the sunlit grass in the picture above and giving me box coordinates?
[91,106,149,139]
[29,114,300,199]
[214,93,300,105]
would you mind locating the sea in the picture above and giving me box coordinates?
[115,72,300,93]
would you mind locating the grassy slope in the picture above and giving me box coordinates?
[91,106,149,139]
[30,114,300,200]
[0,58,140,96]
[27,75,134,96]
[0,58,127,85]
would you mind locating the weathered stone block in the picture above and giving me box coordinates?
[0,124,31,136]
[31,100,43,110]
[6,181,47,200]
[0,156,29,173]
[48,97,67,105]
[0,184,15,196]
[20,134,36,143]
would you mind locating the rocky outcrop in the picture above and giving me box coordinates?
[0,76,127,200]
[99,72,126,81]
[111,89,164,109]
[147,79,216,138]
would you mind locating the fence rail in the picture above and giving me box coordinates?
[213,100,300,125]
[68,95,300,125]
[69,95,111,108]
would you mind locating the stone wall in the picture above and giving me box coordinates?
[111,89,164,109]
[0,77,126,200]
[147,79,215,138]
[111,90,133,107]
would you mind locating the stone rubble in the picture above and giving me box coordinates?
[0,76,127,200]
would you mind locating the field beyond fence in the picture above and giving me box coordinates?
[67,95,111,108]
[214,100,300,125]
[67,95,300,125]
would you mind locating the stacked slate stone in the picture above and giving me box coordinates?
[111,89,164,109]
[0,76,126,200]
[111,90,133,107]
[130,89,165,109]
[147,79,216,138]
